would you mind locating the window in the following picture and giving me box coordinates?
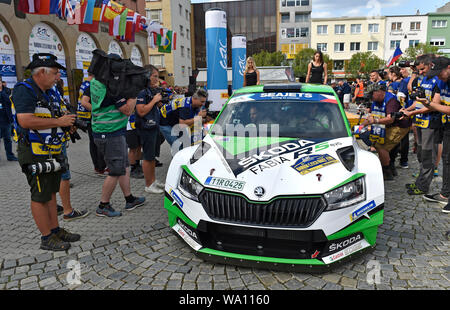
[350,24,361,34]
[350,42,360,51]
[391,22,402,31]
[287,0,295,6]
[181,66,185,77]
[369,23,379,33]
[368,41,378,51]
[317,43,327,52]
[301,0,309,5]
[409,40,420,47]
[179,4,182,15]
[410,22,421,30]
[390,40,401,50]
[186,29,190,40]
[333,60,344,71]
[317,25,328,35]
[148,10,162,23]
[286,28,295,38]
[335,24,345,34]
[180,25,184,37]
[186,9,189,20]
[334,42,345,52]
[181,45,185,57]
[430,38,446,46]
[187,48,191,58]
[432,20,447,28]
[300,27,309,37]
[281,13,290,23]
[295,13,309,22]
[150,55,164,68]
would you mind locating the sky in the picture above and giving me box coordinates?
[191,0,449,18]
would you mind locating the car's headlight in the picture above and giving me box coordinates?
[324,177,365,211]
[178,170,203,202]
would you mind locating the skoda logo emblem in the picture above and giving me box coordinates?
[254,186,265,198]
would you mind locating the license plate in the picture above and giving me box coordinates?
[204,176,245,191]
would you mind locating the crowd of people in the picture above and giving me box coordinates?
[1,49,449,251]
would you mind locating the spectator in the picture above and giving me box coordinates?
[339,80,352,109]
[85,53,146,217]
[0,75,17,161]
[11,53,80,251]
[306,50,328,85]
[126,109,144,179]
[352,77,365,106]
[136,65,165,194]
[243,57,260,87]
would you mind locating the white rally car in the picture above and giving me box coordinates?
[164,83,384,271]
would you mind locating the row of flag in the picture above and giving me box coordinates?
[147,21,177,53]
[15,0,149,43]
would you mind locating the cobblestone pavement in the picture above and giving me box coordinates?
[0,128,449,291]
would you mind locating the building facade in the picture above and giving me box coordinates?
[0,1,148,104]
[311,16,386,77]
[427,12,450,57]
[279,0,311,60]
[146,0,192,86]
[384,15,428,61]
[191,0,278,69]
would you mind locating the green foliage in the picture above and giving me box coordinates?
[346,52,385,78]
[401,43,442,60]
[292,48,332,79]
[251,50,286,67]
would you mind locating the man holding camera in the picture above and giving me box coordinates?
[135,65,165,194]
[416,56,450,210]
[11,53,81,251]
[361,83,410,180]
[85,54,146,217]
[401,54,444,195]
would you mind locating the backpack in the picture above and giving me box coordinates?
[88,49,149,99]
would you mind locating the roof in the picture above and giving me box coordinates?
[233,83,335,95]
[196,66,294,84]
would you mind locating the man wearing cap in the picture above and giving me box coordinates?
[82,53,145,217]
[361,83,410,181]
[11,53,81,251]
[416,57,450,212]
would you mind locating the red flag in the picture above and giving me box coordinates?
[34,0,50,14]
[124,10,136,42]
[18,0,41,13]
[79,21,99,33]
[172,32,176,50]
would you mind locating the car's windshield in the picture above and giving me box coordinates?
[212,98,348,139]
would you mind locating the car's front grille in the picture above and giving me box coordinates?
[198,190,327,228]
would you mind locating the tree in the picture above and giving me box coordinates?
[346,52,385,79]
[251,50,286,67]
[292,48,332,80]
[401,43,442,60]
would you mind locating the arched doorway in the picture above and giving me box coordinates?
[75,32,98,78]
[0,20,17,88]
[130,45,143,66]
[108,40,124,58]
[29,23,68,100]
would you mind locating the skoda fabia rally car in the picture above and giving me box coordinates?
[164,83,384,271]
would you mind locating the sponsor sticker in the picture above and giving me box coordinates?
[350,200,376,222]
[173,222,202,251]
[322,238,371,264]
[204,176,245,191]
[291,154,339,175]
[170,189,184,208]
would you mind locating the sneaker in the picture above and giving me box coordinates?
[63,209,89,221]
[95,168,109,177]
[57,204,64,216]
[40,234,70,251]
[130,168,144,179]
[145,182,164,194]
[7,156,18,161]
[96,204,122,217]
[400,162,409,169]
[442,203,450,214]
[155,159,163,167]
[55,228,81,242]
[154,180,165,189]
[423,193,448,205]
[407,188,426,195]
[405,183,417,190]
[125,196,146,211]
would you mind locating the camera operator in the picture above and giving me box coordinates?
[416,56,450,211]
[11,53,81,251]
[135,65,165,194]
[78,73,107,176]
[87,53,146,217]
[401,54,444,195]
[360,83,410,181]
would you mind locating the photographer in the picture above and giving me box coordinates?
[135,65,165,194]
[360,83,410,181]
[417,56,450,211]
[87,53,146,217]
[11,53,81,251]
[401,54,444,195]
[78,73,107,176]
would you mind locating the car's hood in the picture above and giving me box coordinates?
[187,134,358,201]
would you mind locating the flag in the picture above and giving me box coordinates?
[67,0,82,24]
[33,0,50,14]
[172,32,176,50]
[387,47,403,67]
[109,13,120,36]
[124,10,136,42]
[49,0,59,14]
[158,29,173,53]
[82,0,94,24]
[79,20,99,32]
[92,0,102,21]
[18,0,40,13]
[118,8,128,37]
[57,0,75,19]
[102,0,123,21]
